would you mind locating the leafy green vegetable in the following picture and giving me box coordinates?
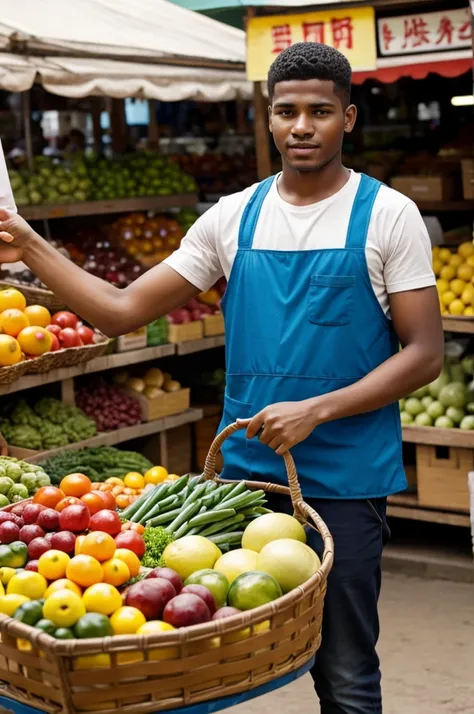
[141,527,175,569]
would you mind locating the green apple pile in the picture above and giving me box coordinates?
[400,354,474,430]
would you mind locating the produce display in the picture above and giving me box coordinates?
[38,446,154,484]
[167,279,226,325]
[76,377,143,431]
[433,242,474,316]
[400,347,474,429]
[0,457,50,507]
[114,366,182,399]
[8,153,197,207]
[0,398,97,451]
[172,152,257,198]
[115,210,197,265]
[0,471,321,652]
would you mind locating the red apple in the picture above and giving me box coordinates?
[76,326,95,345]
[0,521,20,544]
[11,503,27,517]
[146,567,183,594]
[125,578,176,620]
[58,328,83,348]
[50,531,76,554]
[46,324,61,337]
[211,606,241,620]
[19,524,45,544]
[0,512,21,526]
[90,510,121,537]
[22,503,45,525]
[163,594,211,628]
[59,504,90,533]
[37,508,60,532]
[44,532,54,545]
[28,537,50,560]
[51,311,79,330]
[181,584,216,616]
[25,560,39,572]
[49,334,60,352]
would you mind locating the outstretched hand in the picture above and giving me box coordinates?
[0,209,35,262]
[237,400,320,455]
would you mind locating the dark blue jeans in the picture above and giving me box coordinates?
[266,495,390,714]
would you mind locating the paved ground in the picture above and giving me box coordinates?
[230,572,474,714]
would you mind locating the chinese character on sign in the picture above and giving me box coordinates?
[271,24,292,53]
[402,17,430,48]
[436,16,454,45]
[458,18,471,42]
[381,22,395,51]
[330,17,354,49]
[302,21,325,44]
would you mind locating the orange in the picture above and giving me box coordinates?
[115,494,132,510]
[17,326,52,356]
[123,473,145,490]
[105,478,124,487]
[56,496,83,512]
[24,305,51,328]
[101,558,130,587]
[81,492,104,515]
[0,288,26,312]
[45,578,82,598]
[38,550,70,580]
[136,621,178,660]
[144,466,168,485]
[75,535,86,556]
[81,532,116,562]
[60,473,92,498]
[66,555,103,588]
[114,549,141,578]
[0,334,22,366]
[82,583,122,615]
[33,486,65,509]
[0,309,29,337]
[110,606,145,635]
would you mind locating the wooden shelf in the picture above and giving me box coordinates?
[0,344,175,396]
[387,493,470,527]
[416,200,474,212]
[442,317,474,334]
[402,425,474,448]
[176,335,225,356]
[24,408,203,464]
[19,194,198,221]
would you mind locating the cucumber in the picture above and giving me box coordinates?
[138,495,179,524]
[182,482,208,507]
[167,474,190,495]
[208,531,244,546]
[166,501,202,534]
[221,482,247,503]
[199,513,245,537]
[187,508,236,530]
[215,490,265,512]
[130,483,169,522]
[145,507,182,527]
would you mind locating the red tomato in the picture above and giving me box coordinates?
[93,490,116,511]
[89,510,122,537]
[115,530,145,558]
[58,328,83,348]
[76,326,95,345]
[52,311,79,330]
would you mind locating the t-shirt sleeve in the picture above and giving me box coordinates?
[0,141,16,213]
[163,203,224,291]
[383,201,436,294]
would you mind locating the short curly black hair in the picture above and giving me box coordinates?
[267,42,352,105]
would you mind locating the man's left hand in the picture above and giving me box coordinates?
[237,400,319,455]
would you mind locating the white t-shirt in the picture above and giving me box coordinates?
[167,170,435,317]
[0,141,16,213]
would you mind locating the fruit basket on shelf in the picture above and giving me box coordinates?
[0,280,66,314]
[0,423,333,714]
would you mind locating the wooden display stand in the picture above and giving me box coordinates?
[417,444,472,513]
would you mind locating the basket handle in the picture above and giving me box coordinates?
[203,421,304,512]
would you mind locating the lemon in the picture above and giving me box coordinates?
[450,279,466,297]
[441,290,456,307]
[464,306,474,316]
[432,258,443,276]
[449,299,465,316]
[432,246,440,259]
[466,255,474,268]
[458,264,474,282]
[450,254,463,269]
[436,278,449,294]
[440,265,456,281]
[438,248,452,264]
[0,594,30,616]
[458,242,474,258]
[7,572,47,600]
[461,288,474,306]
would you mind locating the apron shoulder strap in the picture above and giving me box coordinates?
[238,176,275,250]
[345,174,382,251]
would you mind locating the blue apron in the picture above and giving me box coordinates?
[218,173,406,499]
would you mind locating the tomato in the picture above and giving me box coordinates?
[33,486,65,510]
[51,311,79,330]
[93,490,116,511]
[114,530,145,559]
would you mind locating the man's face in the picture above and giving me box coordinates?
[269,78,356,172]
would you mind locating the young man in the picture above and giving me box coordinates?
[0,43,443,714]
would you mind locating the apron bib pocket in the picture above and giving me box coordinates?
[308,274,355,327]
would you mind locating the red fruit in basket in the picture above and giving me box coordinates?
[89,510,121,537]
[25,559,39,572]
[28,537,50,559]
[19,524,45,544]
[0,512,21,526]
[33,486,65,510]
[146,567,183,594]
[81,492,105,515]
[211,606,242,620]
[44,532,54,545]
[93,491,116,511]
[10,503,27,517]
[59,504,90,533]
[51,311,78,330]
[181,585,217,616]
[50,531,76,554]
[22,503,45,525]
[163,594,211,628]
[58,328,83,348]
[0,520,20,544]
[125,578,176,620]
[46,324,61,337]
[56,497,83,513]
[49,334,60,352]
[76,326,95,345]
[37,508,60,532]
[114,530,145,558]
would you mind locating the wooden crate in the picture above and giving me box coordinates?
[203,313,225,337]
[125,387,191,422]
[116,327,148,352]
[417,444,472,512]
[168,321,203,343]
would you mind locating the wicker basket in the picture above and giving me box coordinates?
[0,360,30,385]
[26,337,111,374]
[0,422,334,714]
[0,281,66,313]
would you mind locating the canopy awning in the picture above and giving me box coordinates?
[352,50,472,84]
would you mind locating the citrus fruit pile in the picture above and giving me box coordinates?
[433,242,474,316]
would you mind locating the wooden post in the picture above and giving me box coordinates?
[110,98,127,154]
[236,99,246,135]
[91,99,102,154]
[22,90,34,172]
[147,100,159,149]
[253,82,271,180]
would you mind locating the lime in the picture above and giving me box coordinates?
[228,571,282,611]
[185,569,229,608]
[74,613,114,639]
[14,600,44,626]
[0,545,14,568]
[9,542,28,569]
[35,619,56,635]
[53,627,75,640]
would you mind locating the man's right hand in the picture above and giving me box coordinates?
[0,209,36,263]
